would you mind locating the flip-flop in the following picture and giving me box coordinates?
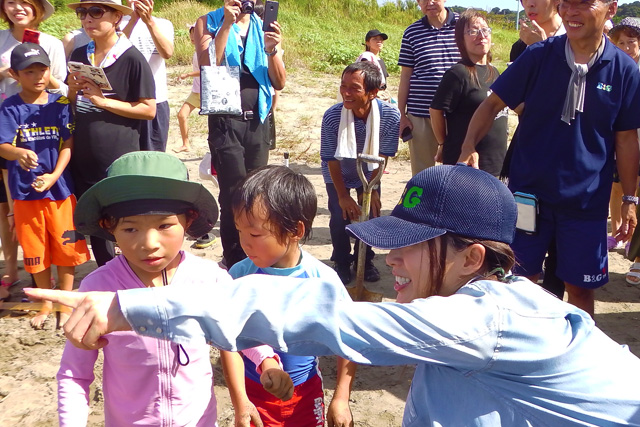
[0,279,20,288]
[625,262,640,285]
[193,233,217,249]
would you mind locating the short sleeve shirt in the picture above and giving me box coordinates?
[121,16,174,103]
[492,35,640,218]
[69,45,155,195]
[0,30,67,101]
[0,93,74,201]
[320,100,400,187]
[398,10,460,117]
[431,63,508,177]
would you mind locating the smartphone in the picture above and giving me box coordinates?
[401,127,413,142]
[513,191,538,233]
[262,1,279,33]
[22,29,40,44]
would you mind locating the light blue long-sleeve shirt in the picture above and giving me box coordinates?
[118,274,640,426]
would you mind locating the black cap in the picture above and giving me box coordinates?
[11,43,50,71]
[365,29,388,41]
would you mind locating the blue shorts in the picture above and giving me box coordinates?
[511,203,608,289]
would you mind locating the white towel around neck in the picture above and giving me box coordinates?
[334,99,380,171]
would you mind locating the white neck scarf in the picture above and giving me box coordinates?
[335,99,381,171]
[561,36,605,125]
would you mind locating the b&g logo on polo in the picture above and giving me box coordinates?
[398,186,423,208]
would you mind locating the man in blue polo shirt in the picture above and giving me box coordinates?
[398,0,460,176]
[458,0,640,316]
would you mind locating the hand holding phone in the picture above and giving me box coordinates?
[262,1,279,32]
[22,29,40,44]
[401,127,413,142]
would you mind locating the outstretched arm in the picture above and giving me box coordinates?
[457,93,507,168]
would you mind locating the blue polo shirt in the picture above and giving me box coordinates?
[493,35,640,219]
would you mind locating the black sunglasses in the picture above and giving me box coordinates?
[76,6,109,19]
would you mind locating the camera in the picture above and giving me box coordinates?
[240,0,254,14]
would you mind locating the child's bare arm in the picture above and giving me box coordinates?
[179,71,200,80]
[0,143,38,171]
[220,350,264,427]
[326,357,356,427]
[34,136,72,193]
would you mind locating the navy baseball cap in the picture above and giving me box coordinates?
[347,165,517,250]
[11,43,50,71]
[365,29,388,41]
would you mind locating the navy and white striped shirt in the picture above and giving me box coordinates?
[398,10,460,118]
[320,100,400,188]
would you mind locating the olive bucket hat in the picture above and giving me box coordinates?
[74,151,219,241]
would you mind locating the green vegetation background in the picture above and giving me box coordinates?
[32,0,640,76]
[36,0,523,73]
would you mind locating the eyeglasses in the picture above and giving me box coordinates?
[75,6,109,20]
[465,27,492,37]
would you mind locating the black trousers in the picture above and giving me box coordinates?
[208,114,271,268]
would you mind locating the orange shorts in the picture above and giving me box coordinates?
[14,196,90,274]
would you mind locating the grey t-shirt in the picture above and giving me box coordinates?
[0,29,68,101]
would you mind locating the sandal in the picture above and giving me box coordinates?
[625,262,640,285]
[0,279,20,288]
[193,233,217,249]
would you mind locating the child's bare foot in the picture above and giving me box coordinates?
[57,306,72,329]
[57,312,71,330]
[172,146,190,153]
[30,301,52,329]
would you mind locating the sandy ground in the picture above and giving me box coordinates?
[1,68,640,426]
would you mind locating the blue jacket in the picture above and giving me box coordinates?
[119,275,640,426]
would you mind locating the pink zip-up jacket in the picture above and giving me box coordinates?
[57,252,223,426]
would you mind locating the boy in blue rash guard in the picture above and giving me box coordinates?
[221,165,356,427]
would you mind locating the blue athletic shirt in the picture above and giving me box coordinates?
[320,99,400,188]
[229,250,349,386]
[0,92,74,201]
[492,35,640,219]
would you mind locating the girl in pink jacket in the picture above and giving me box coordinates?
[56,151,291,426]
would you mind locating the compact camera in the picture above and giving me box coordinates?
[240,0,254,14]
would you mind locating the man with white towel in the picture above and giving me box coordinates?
[320,62,400,285]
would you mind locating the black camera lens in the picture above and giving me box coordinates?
[240,0,254,13]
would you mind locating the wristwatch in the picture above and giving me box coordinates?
[264,47,278,57]
[622,195,639,205]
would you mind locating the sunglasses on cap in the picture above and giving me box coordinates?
[76,6,110,19]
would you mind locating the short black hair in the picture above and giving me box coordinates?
[232,165,317,244]
[342,61,382,93]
